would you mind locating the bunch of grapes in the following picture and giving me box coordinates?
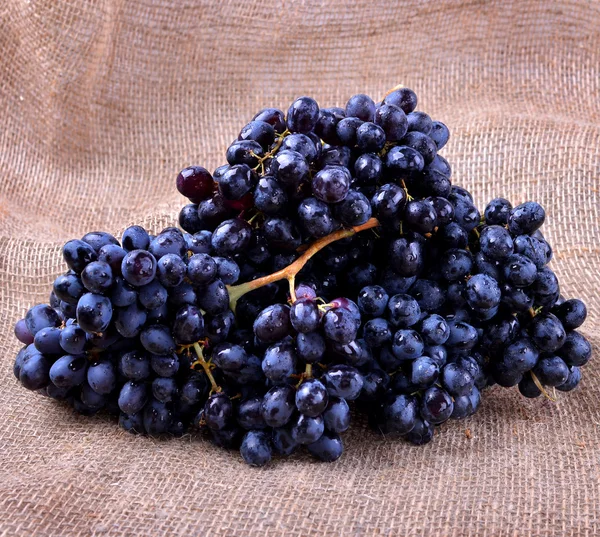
[12,87,592,466]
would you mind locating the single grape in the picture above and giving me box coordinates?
[121,250,157,287]
[362,318,393,348]
[529,313,566,352]
[14,318,34,345]
[440,249,473,281]
[312,166,351,204]
[253,107,286,133]
[296,378,329,417]
[140,324,176,355]
[411,356,440,389]
[211,219,252,255]
[386,294,421,328]
[53,272,85,305]
[371,183,407,222]
[138,280,168,310]
[271,149,310,189]
[420,386,454,425]
[33,326,62,355]
[261,385,295,428]
[558,331,591,366]
[465,273,501,312]
[374,104,407,141]
[307,431,344,462]
[254,304,292,343]
[87,360,116,395]
[322,307,359,344]
[322,365,364,400]
[143,399,172,436]
[286,96,319,133]
[508,202,545,235]
[383,87,417,113]
[429,121,450,149]
[383,394,418,434]
[356,122,386,152]
[197,279,230,315]
[149,228,187,260]
[237,397,267,430]
[289,298,320,333]
[533,356,569,387]
[119,350,151,381]
[519,375,542,399]
[238,120,275,149]
[19,351,51,390]
[204,392,233,431]
[407,111,433,134]
[25,304,61,336]
[122,225,150,251]
[151,353,180,378]
[114,302,147,338]
[218,164,256,200]
[501,338,539,373]
[404,417,434,445]
[389,237,424,277]
[49,355,88,388]
[441,362,474,396]
[291,414,325,445]
[63,239,97,273]
[354,153,383,184]
[261,339,296,384]
[254,176,287,215]
[298,197,335,238]
[240,430,272,467]
[446,320,479,353]
[323,397,350,433]
[420,314,450,345]
[296,331,326,363]
[76,293,112,333]
[391,329,424,361]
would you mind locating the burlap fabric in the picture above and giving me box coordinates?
[1,1,598,535]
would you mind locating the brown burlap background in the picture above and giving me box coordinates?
[1,1,599,535]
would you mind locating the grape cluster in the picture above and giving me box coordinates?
[12,87,591,466]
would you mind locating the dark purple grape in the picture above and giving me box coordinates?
[76,293,112,333]
[176,165,214,201]
[14,318,34,345]
[383,87,417,114]
[238,120,275,149]
[25,304,61,336]
[253,107,286,133]
[286,96,319,134]
[312,166,351,204]
[172,305,204,345]
[374,104,407,141]
[296,378,329,417]
[122,225,150,251]
[211,219,252,255]
[62,239,97,273]
[121,250,157,287]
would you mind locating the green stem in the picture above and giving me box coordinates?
[227,217,381,312]
[192,342,221,393]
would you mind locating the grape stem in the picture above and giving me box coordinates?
[192,342,221,394]
[382,83,404,99]
[252,129,290,174]
[530,371,557,402]
[227,217,381,312]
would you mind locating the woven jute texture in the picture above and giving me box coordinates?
[1,1,599,535]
